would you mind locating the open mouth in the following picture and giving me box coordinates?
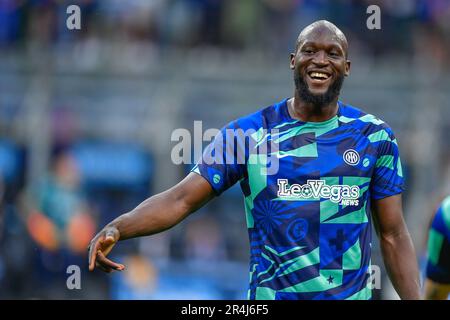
[307,71,331,83]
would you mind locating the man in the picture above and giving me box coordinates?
[424,196,450,299]
[88,20,421,300]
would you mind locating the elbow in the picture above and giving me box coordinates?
[171,190,195,220]
[379,226,412,250]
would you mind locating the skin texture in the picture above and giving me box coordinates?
[88,172,214,272]
[289,20,350,122]
[371,194,421,299]
[88,20,422,300]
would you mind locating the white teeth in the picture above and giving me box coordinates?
[310,72,329,79]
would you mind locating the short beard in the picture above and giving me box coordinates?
[294,72,344,108]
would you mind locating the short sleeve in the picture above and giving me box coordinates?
[191,121,247,196]
[371,128,405,200]
[426,203,450,284]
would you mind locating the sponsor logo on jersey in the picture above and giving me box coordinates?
[277,179,360,206]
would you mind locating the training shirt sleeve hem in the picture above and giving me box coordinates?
[370,186,406,201]
[190,168,222,196]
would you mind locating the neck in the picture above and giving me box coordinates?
[288,93,339,122]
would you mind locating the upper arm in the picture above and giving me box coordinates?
[191,120,251,196]
[370,125,405,200]
[170,172,216,215]
[168,119,252,215]
[371,194,407,239]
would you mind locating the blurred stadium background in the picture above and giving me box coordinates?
[0,0,449,299]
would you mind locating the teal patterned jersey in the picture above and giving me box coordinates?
[426,196,450,284]
[192,98,405,300]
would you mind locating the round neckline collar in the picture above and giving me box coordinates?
[281,98,342,126]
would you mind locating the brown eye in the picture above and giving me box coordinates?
[329,51,340,57]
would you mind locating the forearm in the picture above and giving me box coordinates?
[380,228,421,299]
[108,189,190,241]
[88,173,214,271]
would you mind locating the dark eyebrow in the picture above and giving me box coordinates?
[299,41,344,54]
[298,41,315,48]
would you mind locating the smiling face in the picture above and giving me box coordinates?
[290,21,351,107]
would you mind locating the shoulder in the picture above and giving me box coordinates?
[338,101,397,141]
[224,99,289,132]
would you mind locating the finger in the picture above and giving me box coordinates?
[101,229,118,256]
[96,255,124,272]
[96,261,112,273]
[88,237,102,271]
[102,236,115,247]
[96,251,125,271]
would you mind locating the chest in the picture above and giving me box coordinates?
[246,128,377,198]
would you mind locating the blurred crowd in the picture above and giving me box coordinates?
[0,141,246,299]
[0,0,449,65]
[0,0,450,299]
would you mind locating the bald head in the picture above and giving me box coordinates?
[290,20,351,108]
[295,20,348,58]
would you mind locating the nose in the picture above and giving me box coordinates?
[312,50,328,66]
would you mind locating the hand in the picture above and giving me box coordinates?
[88,226,125,273]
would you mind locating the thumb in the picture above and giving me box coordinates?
[104,229,117,244]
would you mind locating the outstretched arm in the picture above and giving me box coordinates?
[88,172,214,272]
[371,194,421,299]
